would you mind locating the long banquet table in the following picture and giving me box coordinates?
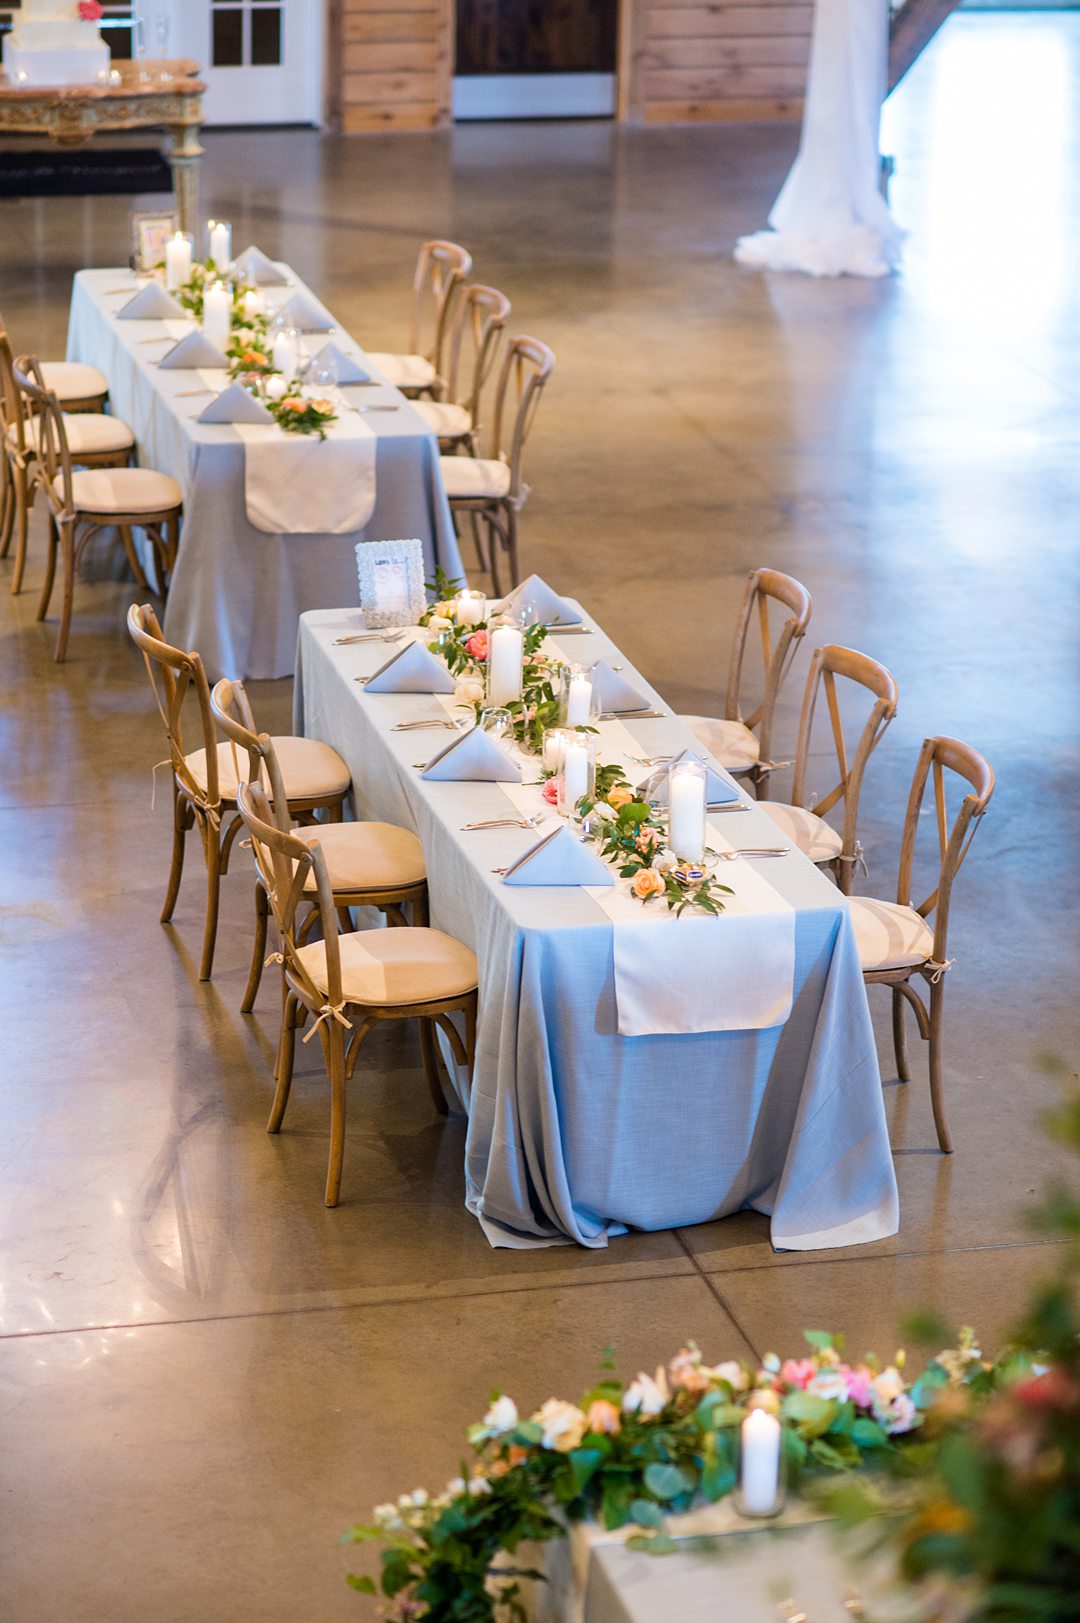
[66,266,463,681]
[295,602,899,1251]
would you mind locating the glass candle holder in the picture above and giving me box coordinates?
[668,757,707,862]
[164,230,193,291]
[558,662,598,729]
[733,1408,786,1520]
[202,280,233,355]
[454,588,487,628]
[487,623,524,707]
[541,726,565,775]
[557,729,596,821]
[207,219,233,272]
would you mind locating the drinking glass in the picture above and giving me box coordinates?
[308,348,340,395]
[155,10,172,80]
[479,708,511,740]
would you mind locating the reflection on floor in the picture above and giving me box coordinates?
[1,13,1078,1619]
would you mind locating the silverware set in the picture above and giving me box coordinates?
[393,718,465,732]
[334,629,408,646]
[461,816,543,832]
[599,708,664,721]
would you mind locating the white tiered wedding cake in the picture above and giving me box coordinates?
[3,0,110,87]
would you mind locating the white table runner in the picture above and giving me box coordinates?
[236,409,377,535]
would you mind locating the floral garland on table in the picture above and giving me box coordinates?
[264,389,338,439]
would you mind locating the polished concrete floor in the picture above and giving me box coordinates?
[2,14,1079,1619]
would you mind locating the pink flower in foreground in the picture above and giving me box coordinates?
[542,776,562,806]
[779,1358,816,1390]
[844,1365,875,1408]
[465,630,489,661]
[78,1,104,19]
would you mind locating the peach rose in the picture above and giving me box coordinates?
[585,1399,621,1436]
[631,868,665,901]
[465,630,490,661]
[606,785,633,810]
[281,397,307,413]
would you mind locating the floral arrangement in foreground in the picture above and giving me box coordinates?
[344,1067,1080,1623]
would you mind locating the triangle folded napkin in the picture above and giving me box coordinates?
[116,282,186,321]
[363,639,456,695]
[274,290,335,333]
[636,747,740,806]
[591,659,651,715]
[197,383,274,425]
[158,330,229,370]
[422,725,521,783]
[503,824,613,887]
[312,341,370,384]
[499,573,578,627]
[233,245,289,286]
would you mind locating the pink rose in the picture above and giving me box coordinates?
[465,630,489,661]
[844,1365,875,1408]
[779,1359,816,1390]
[78,0,104,18]
[542,776,562,806]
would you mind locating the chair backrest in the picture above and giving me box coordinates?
[12,356,74,515]
[127,601,221,811]
[724,568,812,770]
[443,283,511,432]
[0,316,29,456]
[897,736,995,967]
[407,240,473,379]
[236,779,341,1017]
[210,676,291,832]
[790,644,899,875]
[487,335,555,500]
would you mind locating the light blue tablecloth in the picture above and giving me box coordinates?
[66,268,463,680]
[294,607,899,1251]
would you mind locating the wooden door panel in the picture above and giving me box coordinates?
[455,0,618,75]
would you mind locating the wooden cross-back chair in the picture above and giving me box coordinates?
[366,239,474,400]
[127,604,350,982]
[17,359,181,661]
[236,780,478,1207]
[850,736,995,1152]
[439,334,555,596]
[210,677,428,1014]
[0,307,109,413]
[681,568,812,796]
[1,327,134,596]
[414,283,511,452]
[759,645,899,893]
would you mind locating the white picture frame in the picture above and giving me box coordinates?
[355,538,426,629]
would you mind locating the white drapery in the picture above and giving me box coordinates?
[735,0,904,278]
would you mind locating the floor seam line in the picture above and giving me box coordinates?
[674,1228,763,1364]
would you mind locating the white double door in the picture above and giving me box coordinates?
[154,0,322,127]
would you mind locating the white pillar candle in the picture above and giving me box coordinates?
[242,288,266,321]
[740,1408,781,1516]
[202,282,232,355]
[542,730,564,773]
[561,736,589,812]
[272,331,299,382]
[668,762,706,861]
[566,672,593,728]
[165,231,192,290]
[208,220,232,270]
[455,589,487,627]
[488,625,524,707]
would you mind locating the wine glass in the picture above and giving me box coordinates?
[155,11,172,83]
[479,708,511,740]
[308,348,340,398]
[133,7,151,84]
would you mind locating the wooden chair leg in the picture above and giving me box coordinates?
[892,988,910,1083]
[486,514,503,598]
[928,980,952,1153]
[418,1016,449,1116]
[324,1023,349,1207]
[36,509,59,624]
[10,463,31,595]
[505,505,520,589]
[411,887,429,927]
[199,820,222,982]
[53,517,76,662]
[117,524,150,592]
[161,787,189,922]
[0,455,13,558]
[267,993,298,1132]
[241,880,269,1014]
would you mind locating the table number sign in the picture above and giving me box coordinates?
[355,538,426,629]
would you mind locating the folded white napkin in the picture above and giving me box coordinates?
[591,659,650,714]
[233,245,289,286]
[363,638,456,694]
[116,282,186,321]
[422,726,521,783]
[503,825,613,887]
[312,341,370,384]
[197,382,274,425]
[275,290,335,333]
[236,411,377,535]
[158,330,229,370]
[637,748,739,806]
[500,573,578,627]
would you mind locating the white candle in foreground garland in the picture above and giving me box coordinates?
[202,282,231,355]
[242,289,266,321]
[668,759,706,861]
[542,729,564,773]
[488,624,524,707]
[566,671,593,727]
[740,1408,781,1515]
[165,231,192,290]
[272,330,299,381]
[208,219,232,270]
[455,589,487,627]
[561,736,589,813]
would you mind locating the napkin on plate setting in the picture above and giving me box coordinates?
[421,726,521,783]
[233,245,289,286]
[158,331,229,370]
[591,659,651,714]
[197,383,274,425]
[500,573,578,627]
[503,825,613,887]
[274,290,335,333]
[636,747,740,806]
[311,341,370,384]
[116,283,186,321]
[363,639,456,695]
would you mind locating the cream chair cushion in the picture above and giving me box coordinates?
[185,736,351,802]
[848,897,934,972]
[439,455,512,500]
[296,821,426,894]
[365,352,436,391]
[40,361,108,403]
[414,400,471,438]
[758,802,843,863]
[9,413,134,457]
[679,715,760,773]
[57,467,182,514]
[296,927,477,1007]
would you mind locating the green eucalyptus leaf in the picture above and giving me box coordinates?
[629,1498,665,1528]
[643,1462,695,1501]
[346,1574,376,1594]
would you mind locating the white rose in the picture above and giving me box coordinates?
[264,374,287,402]
[482,1395,519,1435]
[710,1360,749,1392]
[622,1367,671,1417]
[872,1367,905,1406]
[445,1477,466,1498]
[533,1398,588,1453]
[428,614,453,634]
[808,1370,850,1403]
[652,848,678,873]
[455,677,485,707]
[592,801,616,822]
[762,1353,781,1375]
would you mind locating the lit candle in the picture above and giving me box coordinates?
[488,624,524,707]
[202,281,232,355]
[566,671,593,728]
[272,330,299,382]
[165,230,192,291]
[454,589,487,628]
[542,729,564,774]
[668,760,706,861]
[740,1408,781,1516]
[561,736,589,814]
[207,219,232,270]
[242,288,266,321]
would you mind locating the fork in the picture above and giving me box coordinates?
[393,718,466,732]
[335,629,407,646]
[461,815,543,831]
[715,847,790,860]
